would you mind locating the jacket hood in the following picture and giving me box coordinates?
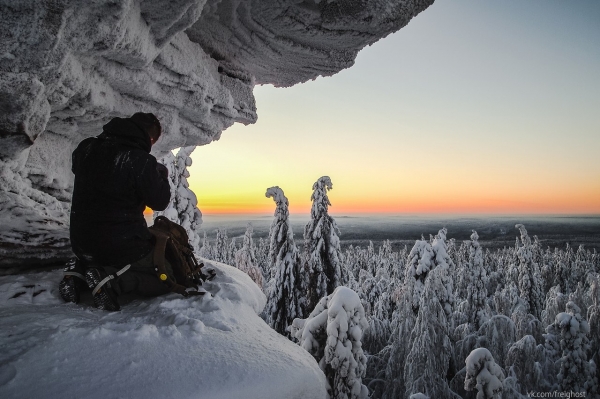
[101,117,152,153]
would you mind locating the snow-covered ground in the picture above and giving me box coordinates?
[0,261,327,399]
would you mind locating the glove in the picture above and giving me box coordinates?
[156,163,168,180]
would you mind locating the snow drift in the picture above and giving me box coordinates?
[0,0,434,269]
[0,260,327,399]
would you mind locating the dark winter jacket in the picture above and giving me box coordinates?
[70,117,170,267]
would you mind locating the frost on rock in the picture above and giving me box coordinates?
[153,146,202,252]
[304,176,344,312]
[464,347,505,399]
[292,286,369,399]
[0,0,434,269]
[265,187,304,337]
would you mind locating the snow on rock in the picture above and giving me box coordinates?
[0,260,327,399]
[0,0,434,269]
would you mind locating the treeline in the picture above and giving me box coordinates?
[194,177,600,398]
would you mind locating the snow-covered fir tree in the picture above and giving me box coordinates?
[430,228,455,316]
[234,224,263,288]
[404,238,435,313]
[515,224,544,320]
[554,301,597,394]
[403,266,455,399]
[304,176,344,312]
[255,237,270,283]
[464,348,505,399]
[213,228,229,264]
[292,286,369,399]
[155,146,202,251]
[463,231,490,331]
[504,335,543,394]
[198,231,211,258]
[264,186,305,337]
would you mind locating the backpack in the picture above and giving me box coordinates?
[149,216,212,296]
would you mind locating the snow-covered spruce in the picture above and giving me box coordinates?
[463,231,490,331]
[430,228,455,316]
[515,224,544,320]
[265,186,305,337]
[504,335,544,394]
[304,176,344,312]
[154,146,202,252]
[553,301,598,394]
[403,266,456,399]
[234,224,263,288]
[464,347,505,399]
[292,286,369,399]
[213,228,230,264]
[404,238,435,313]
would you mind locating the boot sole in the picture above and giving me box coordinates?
[85,269,120,311]
[59,276,80,303]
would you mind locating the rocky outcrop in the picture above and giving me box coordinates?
[0,0,434,269]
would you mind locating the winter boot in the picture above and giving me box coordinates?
[85,267,120,311]
[59,258,88,303]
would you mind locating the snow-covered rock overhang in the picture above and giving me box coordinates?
[0,0,434,269]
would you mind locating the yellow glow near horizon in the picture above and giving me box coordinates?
[185,1,600,216]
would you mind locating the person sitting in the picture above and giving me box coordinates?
[62,112,174,310]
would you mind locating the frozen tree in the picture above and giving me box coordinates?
[430,228,455,316]
[541,285,568,328]
[382,237,441,399]
[403,266,455,399]
[292,286,369,399]
[154,146,202,252]
[304,176,344,312]
[382,288,416,399]
[234,224,263,288]
[228,237,238,264]
[404,238,435,313]
[265,186,305,336]
[504,335,544,394]
[493,282,523,318]
[198,231,211,259]
[463,231,490,331]
[515,224,544,320]
[588,275,600,388]
[554,301,597,394]
[464,348,505,399]
[512,309,543,343]
[477,315,517,368]
[255,237,270,283]
[213,228,229,263]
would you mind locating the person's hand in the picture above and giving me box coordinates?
[156,163,168,180]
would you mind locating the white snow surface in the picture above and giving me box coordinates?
[0,260,327,399]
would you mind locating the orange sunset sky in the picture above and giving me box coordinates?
[182,0,599,216]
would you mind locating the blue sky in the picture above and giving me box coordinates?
[188,0,600,215]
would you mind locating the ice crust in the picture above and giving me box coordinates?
[0,260,327,399]
[0,0,434,268]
